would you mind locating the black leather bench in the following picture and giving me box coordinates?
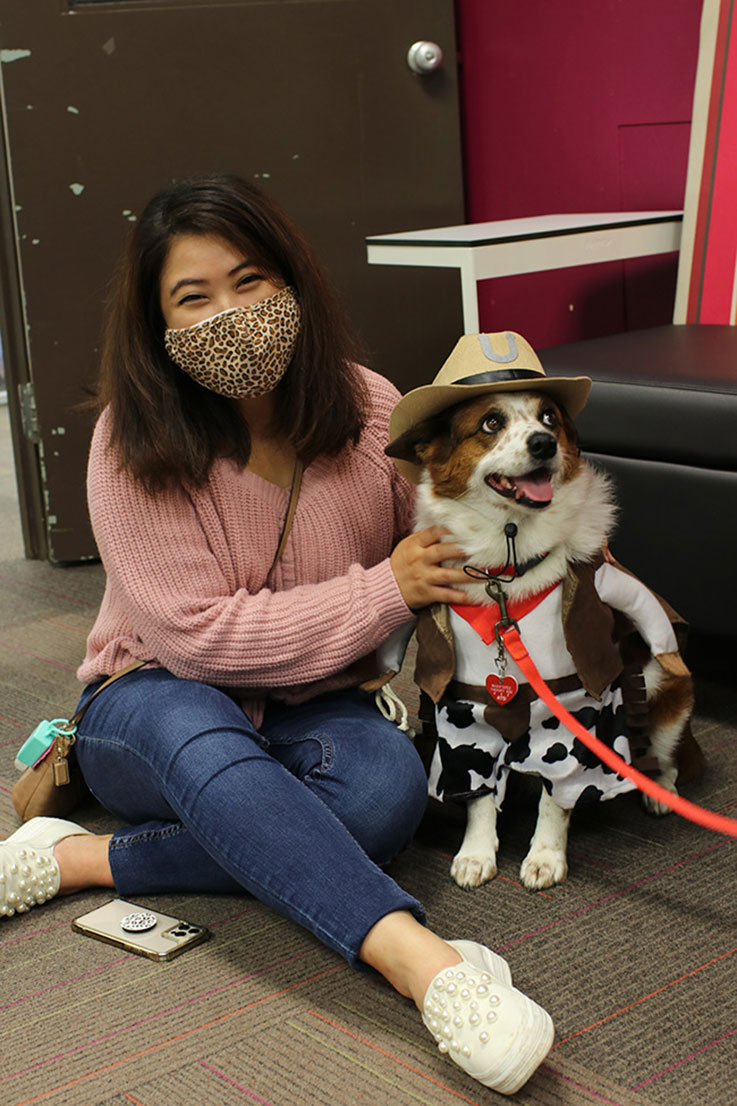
[542,324,737,638]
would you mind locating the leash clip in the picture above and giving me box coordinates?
[485,577,520,703]
[461,566,519,645]
[485,577,519,645]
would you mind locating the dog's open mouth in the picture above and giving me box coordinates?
[485,467,553,508]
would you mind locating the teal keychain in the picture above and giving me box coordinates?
[13,659,149,786]
[14,718,78,772]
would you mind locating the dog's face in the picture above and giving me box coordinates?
[388,392,581,511]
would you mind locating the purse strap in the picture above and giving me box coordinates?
[266,459,303,586]
[70,459,303,729]
[68,658,150,729]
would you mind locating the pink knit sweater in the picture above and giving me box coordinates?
[77,368,415,726]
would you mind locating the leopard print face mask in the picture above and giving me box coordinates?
[164,286,301,399]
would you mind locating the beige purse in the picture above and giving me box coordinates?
[12,660,148,821]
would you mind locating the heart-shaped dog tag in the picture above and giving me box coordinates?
[485,673,518,705]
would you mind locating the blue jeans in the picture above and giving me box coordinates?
[74,669,427,968]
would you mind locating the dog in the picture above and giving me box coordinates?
[384,331,702,892]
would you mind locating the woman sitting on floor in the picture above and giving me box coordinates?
[1,173,553,1095]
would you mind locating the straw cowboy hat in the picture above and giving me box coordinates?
[386,330,592,482]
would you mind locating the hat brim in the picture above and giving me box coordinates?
[387,374,592,484]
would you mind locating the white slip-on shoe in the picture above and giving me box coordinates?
[447,939,513,987]
[422,955,554,1094]
[0,817,92,918]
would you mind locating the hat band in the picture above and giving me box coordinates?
[454,368,545,386]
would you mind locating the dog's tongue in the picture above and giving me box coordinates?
[514,469,553,502]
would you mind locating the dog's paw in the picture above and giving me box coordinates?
[450,852,497,890]
[642,770,678,816]
[642,790,676,817]
[520,847,567,890]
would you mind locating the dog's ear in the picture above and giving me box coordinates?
[385,413,452,468]
[556,401,580,454]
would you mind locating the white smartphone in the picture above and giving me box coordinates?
[72,898,211,961]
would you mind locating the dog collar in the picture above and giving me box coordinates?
[463,520,549,586]
[465,550,549,585]
[490,551,549,579]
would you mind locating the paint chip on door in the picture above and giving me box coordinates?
[1,49,31,64]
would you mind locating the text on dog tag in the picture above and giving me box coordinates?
[486,673,518,705]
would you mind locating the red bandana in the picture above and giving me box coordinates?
[451,579,562,645]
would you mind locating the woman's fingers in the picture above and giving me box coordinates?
[390,527,470,609]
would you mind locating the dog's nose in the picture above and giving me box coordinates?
[527,432,557,462]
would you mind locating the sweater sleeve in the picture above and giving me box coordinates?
[390,453,416,543]
[366,367,415,544]
[84,402,414,690]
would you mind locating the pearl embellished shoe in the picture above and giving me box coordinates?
[447,939,513,987]
[422,946,554,1094]
[0,817,92,918]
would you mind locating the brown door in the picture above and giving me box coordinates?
[0,0,464,562]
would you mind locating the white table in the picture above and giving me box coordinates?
[366,211,683,333]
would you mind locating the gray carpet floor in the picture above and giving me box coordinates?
[1,405,735,1106]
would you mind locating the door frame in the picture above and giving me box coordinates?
[0,108,46,559]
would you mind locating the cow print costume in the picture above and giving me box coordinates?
[411,560,684,813]
[427,584,635,809]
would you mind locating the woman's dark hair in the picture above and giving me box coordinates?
[97,173,369,490]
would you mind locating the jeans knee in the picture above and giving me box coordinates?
[387,738,428,816]
[349,735,428,863]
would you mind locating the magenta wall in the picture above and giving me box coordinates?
[455,0,704,347]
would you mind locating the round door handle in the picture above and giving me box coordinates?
[407,41,443,75]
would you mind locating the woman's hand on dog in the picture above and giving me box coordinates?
[391,526,470,610]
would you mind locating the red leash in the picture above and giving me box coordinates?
[500,623,737,839]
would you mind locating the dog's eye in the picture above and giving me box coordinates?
[481,413,504,435]
[540,408,558,429]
